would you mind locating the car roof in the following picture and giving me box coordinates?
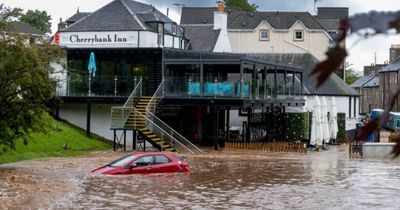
[132,151,173,157]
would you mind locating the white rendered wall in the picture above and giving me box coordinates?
[164,35,173,48]
[228,21,331,61]
[139,31,158,48]
[305,95,359,130]
[59,103,134,147]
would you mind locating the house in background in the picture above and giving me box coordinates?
[351,64,385,114]
[9,22,45,45]
[181,5,347,79]
[181,4,359,131]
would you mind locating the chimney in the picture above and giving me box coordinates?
[214,2,227,30]
[57,18,66,31]
[217,2,225,12]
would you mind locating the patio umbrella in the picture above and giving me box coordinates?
[88,52,97,77]
[329,97,338,139]
[321,96,331,144]
[310,96,323,147]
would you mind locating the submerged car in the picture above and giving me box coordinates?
[92,152,190,175]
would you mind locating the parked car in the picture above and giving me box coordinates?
[92,152,190,175]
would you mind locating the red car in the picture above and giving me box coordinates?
[92,152,190,175]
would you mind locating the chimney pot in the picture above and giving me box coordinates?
[217,3,225,12]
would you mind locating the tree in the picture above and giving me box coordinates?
[344,62,360,85]
[0,5,64,151]
[223,0,258,12]
[19,9,52,34]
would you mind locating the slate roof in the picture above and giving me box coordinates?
[248,53,359,96]
[316,18,339,31]
[316,7,349,20]
[381,57,400,72]
[62,0,174,32]
[350,74,376,88]
[181,7,325,30]
[65,12,91,24]
[183,26,220,51]
[9,22,44,35]
[364,76,379,87]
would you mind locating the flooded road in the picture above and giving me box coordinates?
[2,146,400,209]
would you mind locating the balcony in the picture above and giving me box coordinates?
[61,74,140,97]
[163,76,304,101]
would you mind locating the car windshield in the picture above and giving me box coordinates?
[107,155,137,167]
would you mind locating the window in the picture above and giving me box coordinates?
[29,37,36,44]
[107,155,136,167]
[158,23,164,46]
[259,30,269,41]
[294,30,303,41]
[154,155,171,164]
[134,156,153,166]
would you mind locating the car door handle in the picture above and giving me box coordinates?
[146,167,152,170]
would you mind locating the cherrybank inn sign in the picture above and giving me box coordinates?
[59,31,139,48]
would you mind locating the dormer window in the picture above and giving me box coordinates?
[259,30,269,41]
[172,24,177,35]
[294,30,304,41]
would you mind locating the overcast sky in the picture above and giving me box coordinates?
[3,0,400,73]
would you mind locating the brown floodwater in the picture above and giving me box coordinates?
[2,146,400,209]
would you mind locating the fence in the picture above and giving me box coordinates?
[349,141,363,157]
[225,142,307,153]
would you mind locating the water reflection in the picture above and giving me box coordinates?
[3,147,400,209]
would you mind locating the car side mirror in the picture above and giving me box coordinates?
[125,163,136,170]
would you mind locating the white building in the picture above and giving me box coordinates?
[181,5,359,132]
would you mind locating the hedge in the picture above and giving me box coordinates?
[336,112,346,142]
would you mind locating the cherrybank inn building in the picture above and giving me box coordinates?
[54,0,358,152]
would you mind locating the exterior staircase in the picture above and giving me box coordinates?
[125,96,176,152]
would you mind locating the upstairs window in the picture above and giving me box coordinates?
[294,30,304,41]
[158,23,164,46]
[259,30,269,41]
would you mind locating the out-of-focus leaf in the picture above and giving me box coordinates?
[337,19,349,43]
[310,46,347,88]
[355,118,379,141]
[391,135,400,158]
[349,11,400,34]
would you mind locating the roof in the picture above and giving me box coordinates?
[65,12,91,23]
[9,22,44,35]
[162,49,302,72]
[62,0,174,32]
[316,18,339,31]
[351,74,376,88]
[364,76,379,87]
[316,7,349,19]
[183,26,220,51]
[248,53,359,96]
[181,7,326,30]
[381,57,400,72]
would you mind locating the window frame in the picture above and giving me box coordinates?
[293,30,304,41]
[153,155,172,165]
[259,29,269,41]
[134,155,154,167]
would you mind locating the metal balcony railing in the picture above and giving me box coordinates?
[111,78,142,129]
[146,80,203,154]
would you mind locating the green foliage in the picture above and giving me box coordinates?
[0,122,111,164]
[0,9,65,149]
[285,112,310,140]
[223,0,258,12]
[337,113,346,142]
[266,112,309,141]
[345,62,361,85]
[19,9,52,34]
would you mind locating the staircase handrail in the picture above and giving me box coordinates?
[123,77,142,108]
[133,107,195,154]
[145,80,203,154]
